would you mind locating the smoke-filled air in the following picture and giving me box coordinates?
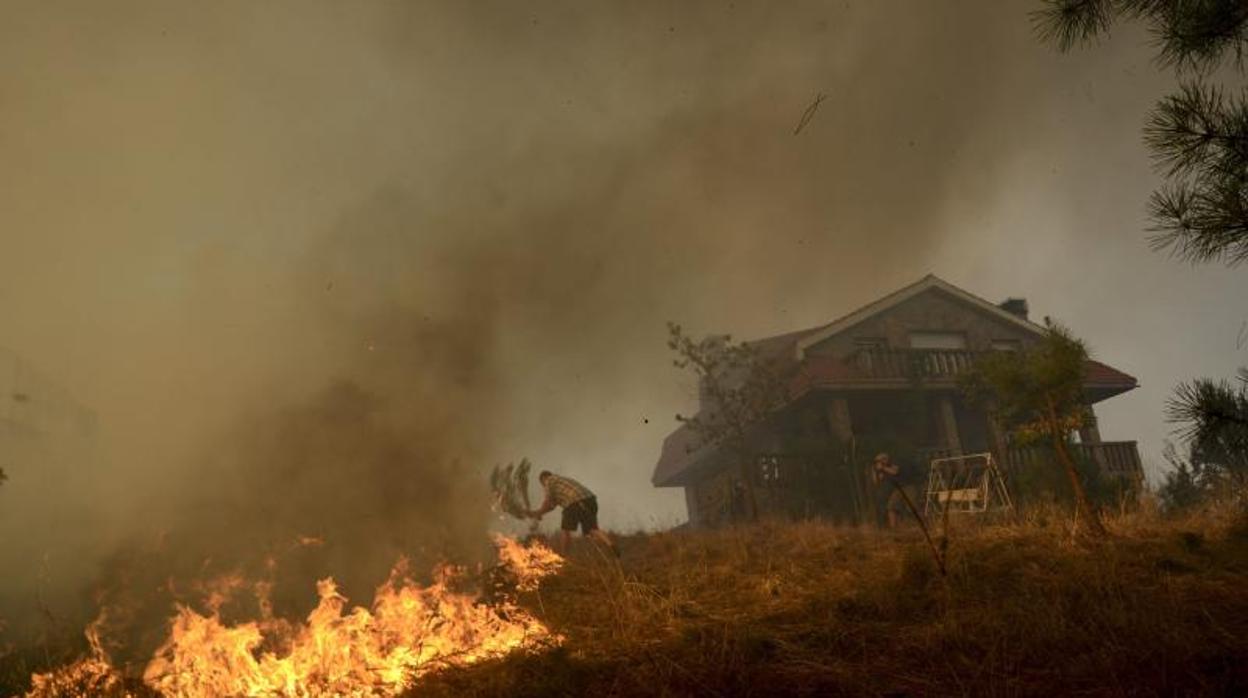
[3,1,1247,696]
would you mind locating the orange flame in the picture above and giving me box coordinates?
[29,536,563,697]
[26,611,126,698]
[491,533,563,592]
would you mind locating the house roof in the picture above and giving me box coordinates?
[653,423,714,488]
[1085,359,1137,386]
[793,274,1047,358]
[1083,359,1140,401]
[652,275,1140,488]
[788,355,1137,396]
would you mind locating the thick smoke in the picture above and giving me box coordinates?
[1,0,1218,682]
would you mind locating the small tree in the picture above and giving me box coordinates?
[666,322,791,522]
[1158,440,1213,513]
[1166,368,1248,500]
[962,321,1108,536]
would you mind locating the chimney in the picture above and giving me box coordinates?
[999,298,1029,320]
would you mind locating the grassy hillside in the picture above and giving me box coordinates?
[419,510,1248,697]
[6,509,1246,696]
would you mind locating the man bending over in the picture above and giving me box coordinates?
[528,470,618,556]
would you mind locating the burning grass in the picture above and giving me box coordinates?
[419,509,1248,697]
[9,509,1248,696]
[19,535,563,697]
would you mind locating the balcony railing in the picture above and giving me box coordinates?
[848,348,982,381]
[1002,441,1143,482]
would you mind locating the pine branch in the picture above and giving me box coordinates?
[1167,376,1248,434]
[1035,1,1248,69]
[1032,0,1114,51]
[1152,0,1248,72]
[1166,373,1248,473]
[1145,81,1243,176]
[1144,79,1248,264]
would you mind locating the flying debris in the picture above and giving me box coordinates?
[792,92,827,135]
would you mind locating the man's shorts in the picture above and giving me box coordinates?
[561,497,599,534]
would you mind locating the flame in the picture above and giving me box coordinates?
[26,611,127,698]
[28,536,563,697]
[490,533,563,592]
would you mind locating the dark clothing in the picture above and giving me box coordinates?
[870,459,909,526]
[560,496,600,533]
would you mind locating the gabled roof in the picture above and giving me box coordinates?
[793,274,1047,358]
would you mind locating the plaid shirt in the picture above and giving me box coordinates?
[540,474,595,510]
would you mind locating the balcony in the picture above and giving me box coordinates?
[794,349,1137,404]
[847,348,982,381]
[1002,441,1143,482]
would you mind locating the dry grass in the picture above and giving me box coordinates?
[417,509,1248,697]
[5,510,1245,696]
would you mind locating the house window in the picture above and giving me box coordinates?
[759,455,782,485]
[991,339,1021,352]
[908,331,967,350]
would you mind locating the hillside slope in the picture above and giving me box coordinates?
[419,512,1248,697]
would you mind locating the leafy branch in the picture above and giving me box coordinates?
[667,322,791,521]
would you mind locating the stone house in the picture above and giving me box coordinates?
[652,275,1142,527]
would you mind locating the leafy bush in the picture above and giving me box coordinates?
[1159,459,1205,514]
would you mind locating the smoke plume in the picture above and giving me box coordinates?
[2,0,1213,680]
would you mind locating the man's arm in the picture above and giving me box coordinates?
[530,490,556,518]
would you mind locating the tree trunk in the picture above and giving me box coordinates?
[1048,401,1107,537]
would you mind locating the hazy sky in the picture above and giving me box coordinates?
[2,0,1246,547]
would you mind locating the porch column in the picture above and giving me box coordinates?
[938,395,962,454]
[826,396,854,443]
[684,486,700,528]
[1079,408,1107,473]
[824,396,864,523]
[1079,408,1103,444]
